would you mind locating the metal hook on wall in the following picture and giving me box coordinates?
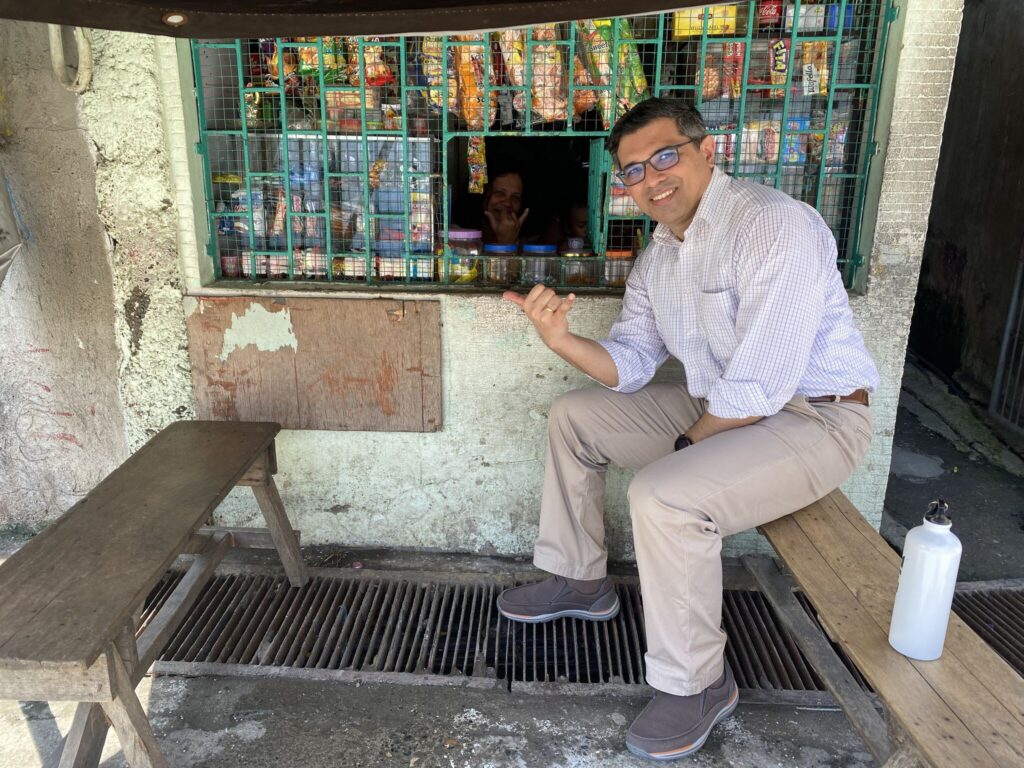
[47,25,93,94]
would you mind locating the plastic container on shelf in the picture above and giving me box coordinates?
[605,254,635,287]
[521,244,558,286]
[562,246,598,287]
[483,243,519,287]
[446,229,483,284]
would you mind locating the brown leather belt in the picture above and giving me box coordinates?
[807,388,870,407]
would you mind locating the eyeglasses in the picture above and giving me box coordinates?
[614,139,699,187]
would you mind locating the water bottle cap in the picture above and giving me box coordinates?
[924,499,952,527]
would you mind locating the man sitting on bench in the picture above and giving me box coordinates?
[499,97,879,762]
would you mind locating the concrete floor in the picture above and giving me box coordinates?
[0,675,874,768]
[3,356,1020,768]
[882,358,1024,581]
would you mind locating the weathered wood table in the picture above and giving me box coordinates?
[0,420,306,768]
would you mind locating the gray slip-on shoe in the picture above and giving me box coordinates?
[497,575,620,623]
[625,664,739,762]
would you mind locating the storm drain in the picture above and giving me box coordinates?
[142,571,1024,697]
[953,583,1024,675]
[142,571,853,695]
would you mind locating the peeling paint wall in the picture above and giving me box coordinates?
[0,22,128,530]
[76,30,194,448]
[1,4,961,560]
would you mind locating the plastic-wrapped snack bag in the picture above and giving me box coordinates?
[265,44,300,93]
[801,41,829,96]
[454,35,497,130]
[722,43,744,99]
[769,38,790,98]
[575,20,614,128]
[530,24,568,123]
[696,54,723,100]
[345,37,396,88]
[572,54,599,119]
[420,37,459,113]
[496,29,527,112]
[826,120,848,168]
[467,135,488,194]
[613,19,650,118]
[323,37,347,84]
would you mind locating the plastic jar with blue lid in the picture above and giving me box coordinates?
[483,242,518,287]
[521,243,558,286]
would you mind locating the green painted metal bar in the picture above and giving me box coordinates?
[192,6,893,291]
[731,1,757,176]
[848,0,897,285]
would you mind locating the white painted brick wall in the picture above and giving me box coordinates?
[838,0,964,528]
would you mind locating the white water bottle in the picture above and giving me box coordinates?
[888,500,962,660]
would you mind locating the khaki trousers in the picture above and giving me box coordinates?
[532,383,872,696]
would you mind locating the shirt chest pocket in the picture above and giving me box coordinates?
[697,288,739,363]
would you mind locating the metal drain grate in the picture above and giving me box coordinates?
[142,571,853,695]
[954,583,1024,676]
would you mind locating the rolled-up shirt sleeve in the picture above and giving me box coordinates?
[707,205,827,419]
[596,259,669,393]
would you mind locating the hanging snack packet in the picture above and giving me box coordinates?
[467,136,488,194]
[297,38,320,77]
[420,37,459,113]
[723,43,745,99]
[496,29,527,112]
[265,44,300,93]
[769,38,790,98]
[613,19,651,118]
[530,24,568,123]
[801,41,829,96]
[454,34,497,130]
[575,19,614,128]
[572,54,599,119]
[323,37,347,84]
[697,52,724,100]
[345,37,396,88]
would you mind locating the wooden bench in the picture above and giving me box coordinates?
[742,490,1024,767]
[0,420,307,768]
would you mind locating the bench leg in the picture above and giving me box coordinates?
[57,622,150,768]
[57,704,108,768]
[100,645,167,768]
[252,477,307,587]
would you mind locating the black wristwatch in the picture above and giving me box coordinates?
[674,434,693,451]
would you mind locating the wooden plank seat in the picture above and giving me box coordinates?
[743,490,1024,767]
[0,420,307,768]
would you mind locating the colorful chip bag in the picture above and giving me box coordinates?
[467,135,488,194]
[345,37,395,88]
[454,34,497,130]
[801,41,829,96]
[769,38,790,98]
[420,37,459,113]
[497,29,527,112]
[530,24,568,123]
[572,54,599,119]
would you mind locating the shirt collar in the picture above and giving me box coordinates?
[651,166,729,247]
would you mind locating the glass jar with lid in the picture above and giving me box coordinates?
[446,229,483,284]
[483,243,518,287]
[562,244,598,287]
[521,243,558,287]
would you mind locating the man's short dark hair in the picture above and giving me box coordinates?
[605,98,707,166]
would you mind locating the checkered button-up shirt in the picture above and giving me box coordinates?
[597,168,880,419]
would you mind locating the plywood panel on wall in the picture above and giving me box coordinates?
[185,297,441,432]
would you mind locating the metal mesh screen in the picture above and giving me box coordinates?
[192,2,892,290]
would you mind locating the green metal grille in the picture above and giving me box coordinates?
[191,1,893,291]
